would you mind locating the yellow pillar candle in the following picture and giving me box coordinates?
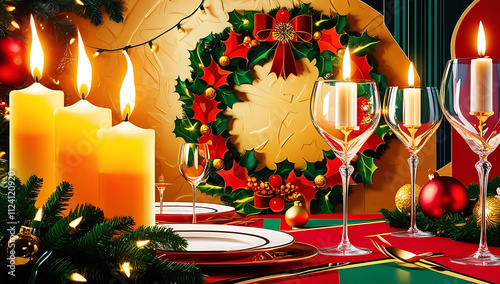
[403,62,421,127]
[54,30,111,209]
[97,51,155,227]
[335,47,357,128]
[470,22,492,114]
[9,15,64,206]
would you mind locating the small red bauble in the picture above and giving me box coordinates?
[276,9,290,23]
[0,37,28,86]
[269,196,285,212]
[419,175,468,219]
[269,174,283,188]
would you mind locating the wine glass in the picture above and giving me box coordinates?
[383,85,442,237]
[178,143,210,224]
[310,79,381,255]
[440,58,500,265]
[155,173,171,215]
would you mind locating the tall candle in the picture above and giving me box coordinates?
[470,21,492,114]
[403,62,421,127]
[97,51,155,227]
[335,47,357,128]
[10,15,64,206]
[54,30,111,208]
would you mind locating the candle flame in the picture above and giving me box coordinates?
[29,15,44,81]
[408,62,414,87]
[77,29,92,98]
[477,21,486,57]
[342,47,351,80]
[34,208,43,221]
[70,273,87,282]
[121,262,131,278]
[120,51,136,120]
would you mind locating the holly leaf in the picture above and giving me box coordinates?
[353,153,378,186]
[253,167,274,183]
[292,42,316,61]
[240,149,259,173]
[218,161,250,192]
[222,30,250,60]
[247,44,274,66]
[299,2,311,15]
[275,159,295,180]
[187,77,208,95]
[228,10,257,33]
[315,188,337,214]
[302,161,327,181]
[285,171,316,214]
[315,50,339,78]
[197,182,225,197]
[192,94,221,124]
[201,59,232,88]
[212,116,230,135]
[335,14,349,34]
[189,44,211,77]
[317,27,343,54]
[349,31,380,57]
[313,15,336,31]
[198,133,229,160]
[173,118,201,143]
[231,189,262,215]
[217,85,242,108]
[371,71,389,94]
[324,157,355,187]
[175,77,194,108]
[229,65,254,86]
[351,54,373,80]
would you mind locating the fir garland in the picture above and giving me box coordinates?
[0,171,204,283]
[381,177,500,247]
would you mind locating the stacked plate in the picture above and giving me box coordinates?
[155,202,236,223]
[157,224,318,266]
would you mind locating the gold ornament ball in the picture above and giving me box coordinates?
[243,36,252,44]
[213,158,225,170]
[473,196,500,228]
[395,184,422,212]
[313,31,322,41]
[200,124,211,135]
[337,48,345,58]
[150,44,159,53]
[250,39,260,48]
[285,201,309,228]
[219,55,230,67]
[314,175,327,187]
[204,87,216,99]
[324,73,334,80]
[6,232,42,266]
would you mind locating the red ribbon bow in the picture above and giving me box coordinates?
[253,10,312,78]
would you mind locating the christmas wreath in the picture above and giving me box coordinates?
[174,4,392,215]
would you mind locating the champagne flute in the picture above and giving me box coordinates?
[383,63,443,237]
[310,79,381,255]
[178,143,210,224]
[441,57,500,265]
[155,173,171,215]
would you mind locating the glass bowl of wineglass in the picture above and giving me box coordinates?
[178,143,210,224]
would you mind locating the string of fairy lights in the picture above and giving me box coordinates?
[88,0,206,57]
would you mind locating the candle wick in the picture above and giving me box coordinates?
[124,113,129,122]
[34,76,39,83]
[81,93,85,100]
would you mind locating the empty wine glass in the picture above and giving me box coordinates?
[383,63,443,238]
[155,173,171,215]
[178,143,210,224]
[310,79,381,255]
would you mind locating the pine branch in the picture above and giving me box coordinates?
[39,258,75,284]
[42,181,74,230]
[103,0,124,23]
[135,259,205,284]
[82,0,104,26]
[116,225,188,251]
[15,175,41,227]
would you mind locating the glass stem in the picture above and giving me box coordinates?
[192,185,197,224]
[476,159,491,254]
[159,189,164,214]
[408,154,419,233]
[340,163,354,247]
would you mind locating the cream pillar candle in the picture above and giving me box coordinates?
[335,47,357,128]
[54,30,111,208]
[403,62,421,127]
[97,51,155,227]
[10,15,64,206]
[470,21,492,114]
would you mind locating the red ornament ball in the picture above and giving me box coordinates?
[269,174,283,188]
[285,202,309,227]
[269,196,285,212]
[276,9,290,23]
[0,37,28,86]
[419,176,468,219]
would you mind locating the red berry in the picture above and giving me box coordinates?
[269,197,285,212]
[269,174,283,188]
[276,9,290,23]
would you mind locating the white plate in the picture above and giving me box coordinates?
[162,224,294,253]
[155,202,235,223]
